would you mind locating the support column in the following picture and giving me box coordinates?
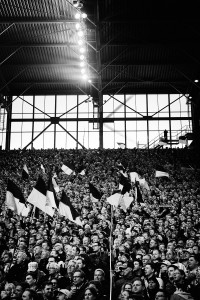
[96,0,103,149]
[191,91,200,152]
[5,96,12,150]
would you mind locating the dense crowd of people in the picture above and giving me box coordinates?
[0,147,200,300]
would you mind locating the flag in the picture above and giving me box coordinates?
[6,179,29,216]
[41,164,45,173]
[52,177,59,193]
[22,164,29,180]
[89,183,102,202]
[135,181,144,205]
[130,172,139,183]
[107,190,121,207]
[61,161,74,175]
[155,165,169,178]
[59,191,82,226]
[27,176,54,217]
[46,177,59,209]
[117,142,125,149]
[138,178,150,190]
[119,195,133,212]
[119,173,131,195]
[77,165,86,176]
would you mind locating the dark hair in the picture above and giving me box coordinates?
[23,289,38,300]
[42,281,53,289]
[26,272,37,280]
[84,287,98,298]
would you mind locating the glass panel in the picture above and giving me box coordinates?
[103,96,114,118]
[89,132,99,149]
[78,95,93,118]
[56,131,68,149]
[126,94,137,118]
[12,97,24,119]
[21,133,34,149]
[66,95,77,119]
[103,123,114,132]
[148,94,159,115]
[56,95,67,116]
[104,132,115,148]
[44,132,54,148]
[153,94,169,117]
[136,95,146,115]
[115,121,125,131]
[113,95,125,118]
[34,96,46,118]
[10,133,21,149]
[126,132,137,148]
[44,96,55,117]
[126,120,137,131]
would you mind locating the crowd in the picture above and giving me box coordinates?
[0,147,200,300]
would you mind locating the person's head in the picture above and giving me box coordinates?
[73,270,85,287]
[142,255,151,266]
[16,252,27,264]
[121,283,132,292]
[94,269,105,282]
[132,278,144,294]
[144,263,155,278]
[4,283,16,297]
[56,289,70,300]
[167,265,176,280]
[147,277,159,291]
[173,269,185,283]
[119,290,131,300]
[155,290,167,300]
[133,259,142,270]
[152,249,161,261]
[67,260,76,274]
[27,262,38,273]
[22,289,38,300]
[47,262,59,275]
[51,279,58,291]
[25,272,37,287]
[76,257,85,270]
[84,287,98,300]
[188,255,199,270]
[14,283,29,299]
[42,282,53,299]
[2,251,12,263]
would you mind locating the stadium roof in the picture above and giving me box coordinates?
[1,0,200,101]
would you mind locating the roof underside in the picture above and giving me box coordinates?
[1,0,200,99]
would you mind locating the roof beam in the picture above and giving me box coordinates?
[0,19,77,24]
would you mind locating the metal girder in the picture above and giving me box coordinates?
[0,19,77,24]
[0,23,14,36]
[22,123,52,150]
[58,123,85,149]
[11,117,192,122]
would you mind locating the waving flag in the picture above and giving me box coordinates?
[61,161,75,175]
[22,164,29,180]
[46,176,59,209]
[89,183,102,202]
[6,179,30,216]
[155,165,169,178]
[59,191,82,226]
[27,177,54,217]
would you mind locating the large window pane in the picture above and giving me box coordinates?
[103,96,114,118]
[126,95,137,119]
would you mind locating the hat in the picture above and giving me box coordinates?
[160,260,171,266]
[28,262,38,272]
[57,289,70,297]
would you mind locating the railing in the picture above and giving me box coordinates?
[143,125,192,149]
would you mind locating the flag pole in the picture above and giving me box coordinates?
[109,204,114,300]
